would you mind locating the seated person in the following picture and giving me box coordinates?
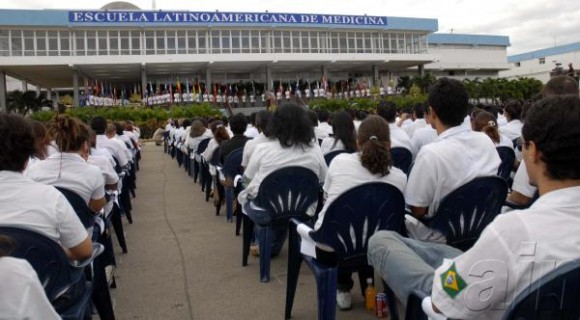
[242,111,272,168]
[405,78,500,241]
[314,115,407,310]
[91,116,129,169]
[377,101,412,152]
[219,114,250,164]
[368,94,580,319]
[499,100,523,140]
[27,115,106,214]
[239,103,327,256]
[471,111,514,149]
[315,110,333,140]
[410,105,437,159]
[320,111,357,155]
[0,113,92,261]
[0,236,60,319]
[26,120,51,170]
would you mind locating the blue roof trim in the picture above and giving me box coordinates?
[427,33,510,46]
[0,9,437,32]
[508,42,580,63]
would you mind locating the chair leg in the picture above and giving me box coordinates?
[193,161,199,183]
[315,266,338,320]
[235,204,243,236]
[205,172,212,202]
[91,253,117,320]
[259,226,272,282]
[285,224,303,319]
[111,205,128,254]
[225,187,233,222]
[242,215,253,267]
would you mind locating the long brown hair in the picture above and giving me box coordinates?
[49,115,90,153]
[358,115,392,176]
[30,120,51,159]
[210,120,230,144]
[472,111,500,144]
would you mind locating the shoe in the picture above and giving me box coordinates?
[250,244,260,257]
[336,290,352,311]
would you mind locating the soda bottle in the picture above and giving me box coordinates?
[365,278,376,311]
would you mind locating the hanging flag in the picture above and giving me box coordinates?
[186,78,191,95]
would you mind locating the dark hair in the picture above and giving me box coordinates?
[249,112,257,126]
[356,110,368,121]
[0,113,35,171]
[428,78,469,127]
[229,113,248,135]
[317,109,330,122]
[473,111,500,143]
[90,116,107,134]
[30,120,50,160]
[376,100,397,123]
[50,115,90,153]
[307,109,319,127]
[182,119,192,128]
[543,75,579,97]
[504,100,523,121]
[210,120,230,144]
[114,122,124,136]
[268,103,314,149]
[413,103,425,119]
[255,110,272,136]
[0,235,15,258]
[522,95,580,180]
[358,115,392,176]
[331,111,357,153]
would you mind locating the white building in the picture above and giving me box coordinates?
[500,42,580,83]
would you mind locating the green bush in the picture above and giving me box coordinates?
[309,95,427,113]
[29,104,222,139]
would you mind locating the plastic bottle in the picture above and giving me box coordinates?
[365,278,376,311]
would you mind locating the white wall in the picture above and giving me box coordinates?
[500,51,580,83]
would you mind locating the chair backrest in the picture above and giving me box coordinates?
[391,147,413,175]
[55,187,94,229]
[209,147,221,166]
[310,183,405,267]
[496,147,516,180]
[502,260,580,320]
[222,148,244,179]
[196,138,211,155]
[427,176,508,251]
[0,226,82,303]
[324,150,349,166]
[254,166,320,223]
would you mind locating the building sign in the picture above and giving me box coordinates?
[69,11,387,26]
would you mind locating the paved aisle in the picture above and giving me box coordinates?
[112,143,377,320]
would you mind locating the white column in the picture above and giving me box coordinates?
[21,80,28,92]
[141,65,147,100]
[265,65,273,92]
[36,86,41,97]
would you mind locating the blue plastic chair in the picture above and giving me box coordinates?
[221,148,244,225]
[323,150,349,166]
[503,259,580,320]
[284,183,405,320]
[423,176,508,251]
[242,166,320,282]
[194,138,211,184]
[391,147,413,175]
[497,146,516,180]
[0,226,99,320]
[55,187,95,231]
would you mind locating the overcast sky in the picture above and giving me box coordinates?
[1,0,579,55]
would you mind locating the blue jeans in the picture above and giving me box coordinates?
[367,231,462,306]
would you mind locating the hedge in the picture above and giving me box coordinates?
[30,104,222,139]
[309,95,427,112]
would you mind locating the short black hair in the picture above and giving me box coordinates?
[543,75,579,97]
[0,113,35,171]
[376,100,397,123]
[249,112,257,126]
[229,113,248,135]
[428,78,469,127]
[91,116,107,134]
[504,100,523,120]
[522,95,580,180]
[255,110,272,135]
[317,109,330,122]
[413,103,425,119]
[307,109,319,127]
[356,110,368,121]
[268,103,314,149]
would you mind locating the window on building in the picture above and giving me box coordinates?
[10,30,23,56]
[59,31,70,56]
[539,57,545,64]
[0,30,8,56]
[86,31,97,56]
[145,31,155,55]
[177,31,186,54]
[130,31,141,55]
[448,70,455,76]
[47,31,58,56]
[198,30,207,54]
[109,31,119,55]
[515,62,521,67]
[23,30,34,56]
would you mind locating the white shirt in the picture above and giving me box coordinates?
[0,171,88,248]
[91,147,116,168]
[405,118,428,138]
[315,122,333,140]
[496,133,514,149]
[244,125,260,139]
[410,125,438,159]
[314,153,407,229]
[432,186,580,320]
[353,120,362,133]
[406,126,501,216]
[0,257,60,320]
[185,131,213,153]
[497,113,508,127]
[388,123,412,151]
[96,135,129,167]
[239,140,328,207]
[320,137,346,155]
[26,153,105,204]
[512,160,537,198]
[113,135,133,161]
[88,154,119,186]
[241,133,271,167]
[499,119,523,140]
